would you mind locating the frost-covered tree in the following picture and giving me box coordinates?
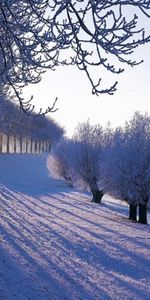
[50,138,75,186]
[104,112,150,224]
[72,120,105,203]
[0,1,59,113]
[0,94,64,152]
[1,1,150,112]
[28,115,64,146]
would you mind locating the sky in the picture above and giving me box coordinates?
[24,44,150,138]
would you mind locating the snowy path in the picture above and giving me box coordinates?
[0,154,150,300]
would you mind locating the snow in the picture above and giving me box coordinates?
[0,154,150,300]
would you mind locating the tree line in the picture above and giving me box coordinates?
[0,94,64,151]
[50,112,150,225]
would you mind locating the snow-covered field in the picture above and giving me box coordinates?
[0,154,150,300]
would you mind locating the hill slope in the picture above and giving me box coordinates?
[0,154,150,300]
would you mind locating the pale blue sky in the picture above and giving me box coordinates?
[24,44,150,137]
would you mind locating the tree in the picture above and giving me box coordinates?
[104,112,150,224]
[50,137,75,186]
[0,94,64,152]
[73,120,105,203]
[1,1,150,112]
[0,0,59,113]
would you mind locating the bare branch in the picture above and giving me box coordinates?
[0,0,150,112]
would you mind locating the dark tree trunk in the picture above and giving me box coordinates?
[20,137,23,153]
[39,141,41,153]
[139,204,147,224]
[64,175,73,187]
[34,141,37,153]
[129,204,137,221]
[90,177,104,204]
[91,189,104,204]
[25,139,28,153]
[6,135,10,153]
[14,136,17,153]
[42,141,44,152]
[30,139,33,153]
[48,143,51,152]
[0,133,2,153]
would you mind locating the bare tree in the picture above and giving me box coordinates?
[1,1,150,112]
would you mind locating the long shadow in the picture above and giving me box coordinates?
[0,217,110,300]
[37,203,150,276]
[0,189,112,298]
[1,211,149,300]
[0,155,150,299]
[11,190,149,251]
[50,192,150,230]
[3,185,150,269]
[0,243,69,300]
[1,185,149,251]
[2,182,149,236]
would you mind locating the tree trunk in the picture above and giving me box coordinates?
[6,134,10,153]
[20,137,23,153]
[90,177,104,204]
[25,139,28,153]
[129,204,137,221]
[139,204,147,224]
[48,143,51,152]
[0,133,2,153]
[38,141,41,153]
[34,141,37,153]
[91,189,104,204]
[30,139,33,153]
[41,141,44,152]
[14,136,17,153]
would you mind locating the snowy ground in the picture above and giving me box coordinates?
[0,154,150,300]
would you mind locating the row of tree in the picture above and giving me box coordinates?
[50,112,150,225]
[0,93,64,149]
